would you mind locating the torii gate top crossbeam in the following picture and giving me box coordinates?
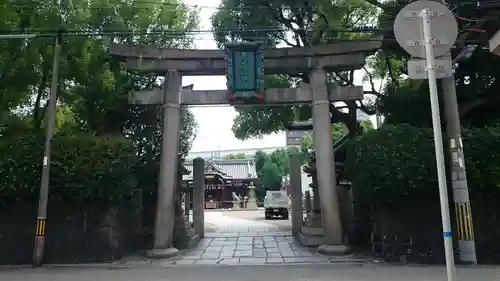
[109,37,382,75]
[110,37,382,60]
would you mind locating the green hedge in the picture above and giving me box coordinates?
[0,133,137,204]
[346,124,500,206]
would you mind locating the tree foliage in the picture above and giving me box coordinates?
[223,153,249,160]
[212,0,500,136]
[212,0,379,140]
[300,120,373,160]
[254,148,290,190]
[0,0,200,202]
[368,0,500,127]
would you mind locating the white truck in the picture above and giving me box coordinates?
[263,190,289,220]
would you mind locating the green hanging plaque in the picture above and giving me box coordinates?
[225,43,264,104]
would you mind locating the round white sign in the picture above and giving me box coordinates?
[394,0,458,58]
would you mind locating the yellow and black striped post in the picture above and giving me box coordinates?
[35,218,46,237]
[455,202,474,241]
[33,217,46,265]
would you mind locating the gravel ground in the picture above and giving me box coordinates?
[210,210,292,232]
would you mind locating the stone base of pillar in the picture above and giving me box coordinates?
[185,234,200,249]
[183,216,200,249]
[304,211,323,228]
[146,247,179,259]
[296,225,324,247]
[317,244,350,256]
[246,200,258,210]
[172,216,200,250]
[302,225,324,236]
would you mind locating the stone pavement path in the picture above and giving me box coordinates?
[169,233,334,266]
[157,210,371,266]
[118,210,372,267]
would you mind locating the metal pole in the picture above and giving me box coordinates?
[441,0,477,263]
[33,31,62,266]
[421,9,456,281]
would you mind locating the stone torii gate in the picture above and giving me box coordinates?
[109,38,380,258]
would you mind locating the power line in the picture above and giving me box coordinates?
[0,20,490,39]
[0,31,487,46]
[0,3,496,36]
[5,0,500,11]
[0,11,498,37]
[0,0,496,43]
[0,25,387,34]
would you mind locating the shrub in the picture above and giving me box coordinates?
[0,133,137,205]
[346,124,500,207]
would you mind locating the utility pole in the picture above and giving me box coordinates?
[33,29,62,266]
[441,0,477,264]
[442,74,477,264]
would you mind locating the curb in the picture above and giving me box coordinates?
[0,263,134,270]
[0,260,380,270]
[160,260,377,268]
[43,263,134,269]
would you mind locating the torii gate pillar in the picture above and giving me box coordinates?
[310,67,349,255]
[146,70,182,259]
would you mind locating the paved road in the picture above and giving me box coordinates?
[2,210,499,279]
[1,264,499,281]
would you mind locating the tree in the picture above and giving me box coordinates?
[300,123,347,153]
[0,0,199,154]
[213,0,500,134]
[363,0,500,127]
[223,153,248,160]
[0,0,204,254]
[0,1,200,200]
[360,120,374,131]
[212,0,380,139]
[260,161,282,190]
[254,149,290,190]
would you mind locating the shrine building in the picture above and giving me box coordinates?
[183,158,258,209]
